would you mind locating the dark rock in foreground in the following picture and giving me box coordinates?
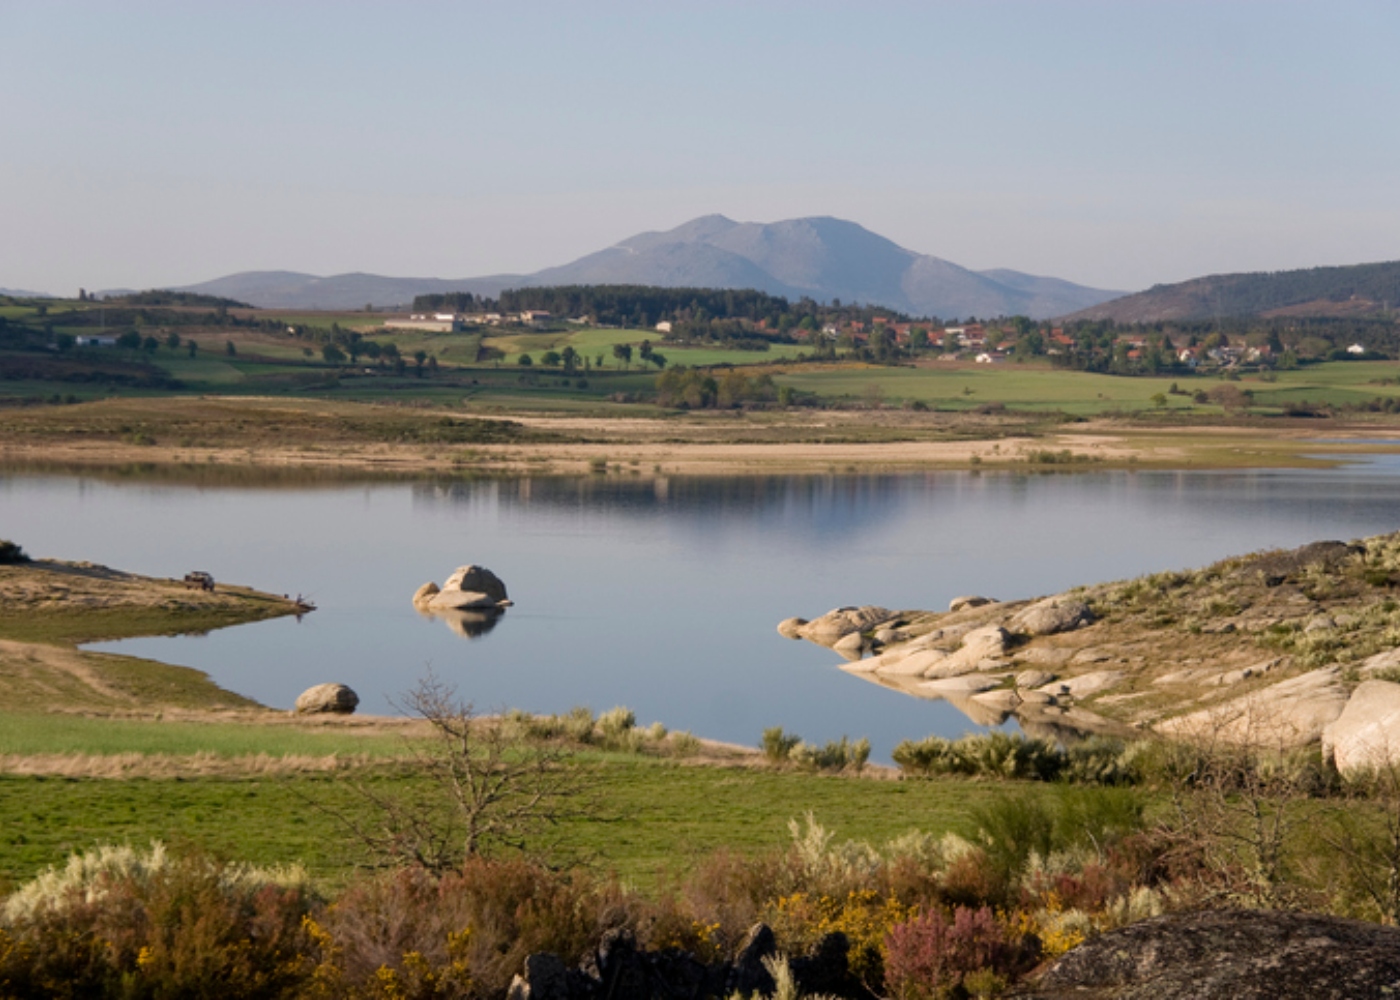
[1024,909,1400,999]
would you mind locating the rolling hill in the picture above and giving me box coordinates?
[1065,260,1400,324]
[163,215,1124,320]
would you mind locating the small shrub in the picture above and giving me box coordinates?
[971,794,1056,882]
[325,857,616,997]
[0,846,315,998]
[0,539,29,564]
[884,906,1024,1000]
[790,736,871,773]
[667,730,702,756]
[763,726,802,764]
[597,705,636,736]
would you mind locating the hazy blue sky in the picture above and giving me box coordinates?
[4,1,1398,295]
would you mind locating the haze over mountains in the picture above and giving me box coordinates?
[168,215,1125,320]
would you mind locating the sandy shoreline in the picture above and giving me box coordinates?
[4,421,1399,477]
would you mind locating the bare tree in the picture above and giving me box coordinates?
[326,674,592,875]
[1156,709,1329,909]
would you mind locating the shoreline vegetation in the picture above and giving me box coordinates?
[2,395,1400,479]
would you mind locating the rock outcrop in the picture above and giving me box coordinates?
[1324,679,1400,774]
[800,532,1400,749]
[1027,909,1400,999]
[795,606,894,646]
[1157,667,1349,747]
[294,683,359,715]
[1011,597,1094,636]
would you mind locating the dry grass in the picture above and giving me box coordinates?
[0,751,370,778]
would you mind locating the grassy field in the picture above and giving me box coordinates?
[773,359,1400,415]
[0,713,404,759]
[0,753,1068,890]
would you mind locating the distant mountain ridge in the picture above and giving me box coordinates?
[1065,260,1400,324]
[161,215,1125,319]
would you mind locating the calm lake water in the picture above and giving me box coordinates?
[7,458,1400,760]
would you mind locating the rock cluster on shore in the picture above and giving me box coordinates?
[781,532,1400,757]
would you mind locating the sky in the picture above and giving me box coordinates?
[4,1,1399,296]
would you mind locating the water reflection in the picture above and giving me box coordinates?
[420,606,506,639]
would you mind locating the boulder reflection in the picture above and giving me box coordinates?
[420,606,506,639]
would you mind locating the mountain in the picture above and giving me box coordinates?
[1064,260,1400,324]
[168,215,1125,319]
[0,287,53,299]
[154,271,522,312]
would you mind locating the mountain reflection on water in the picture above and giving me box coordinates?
[3,463,1399,760]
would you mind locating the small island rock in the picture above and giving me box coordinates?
[414,565,512,613]
[295,683,359,715]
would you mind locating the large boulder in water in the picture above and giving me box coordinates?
[295,683,359,715]
[442,565,509,603]
[1027,908,1400,999]
[415,565,512,612]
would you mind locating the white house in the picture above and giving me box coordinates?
[654,321,673,334]
[1348,343,1367,355]
[74,336,116,347]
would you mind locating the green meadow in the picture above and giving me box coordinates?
[0,749,1054,889]
[775,359,1400,415]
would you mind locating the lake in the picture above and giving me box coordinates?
[6,458,1400,760]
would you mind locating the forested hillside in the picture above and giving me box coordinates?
[1069,260,1400,323]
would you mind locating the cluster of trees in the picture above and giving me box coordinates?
[106,290,252,309]
[654,367,780,408]
[496,285,795,328]
[416,284,926,347]
[411,291,490,313]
